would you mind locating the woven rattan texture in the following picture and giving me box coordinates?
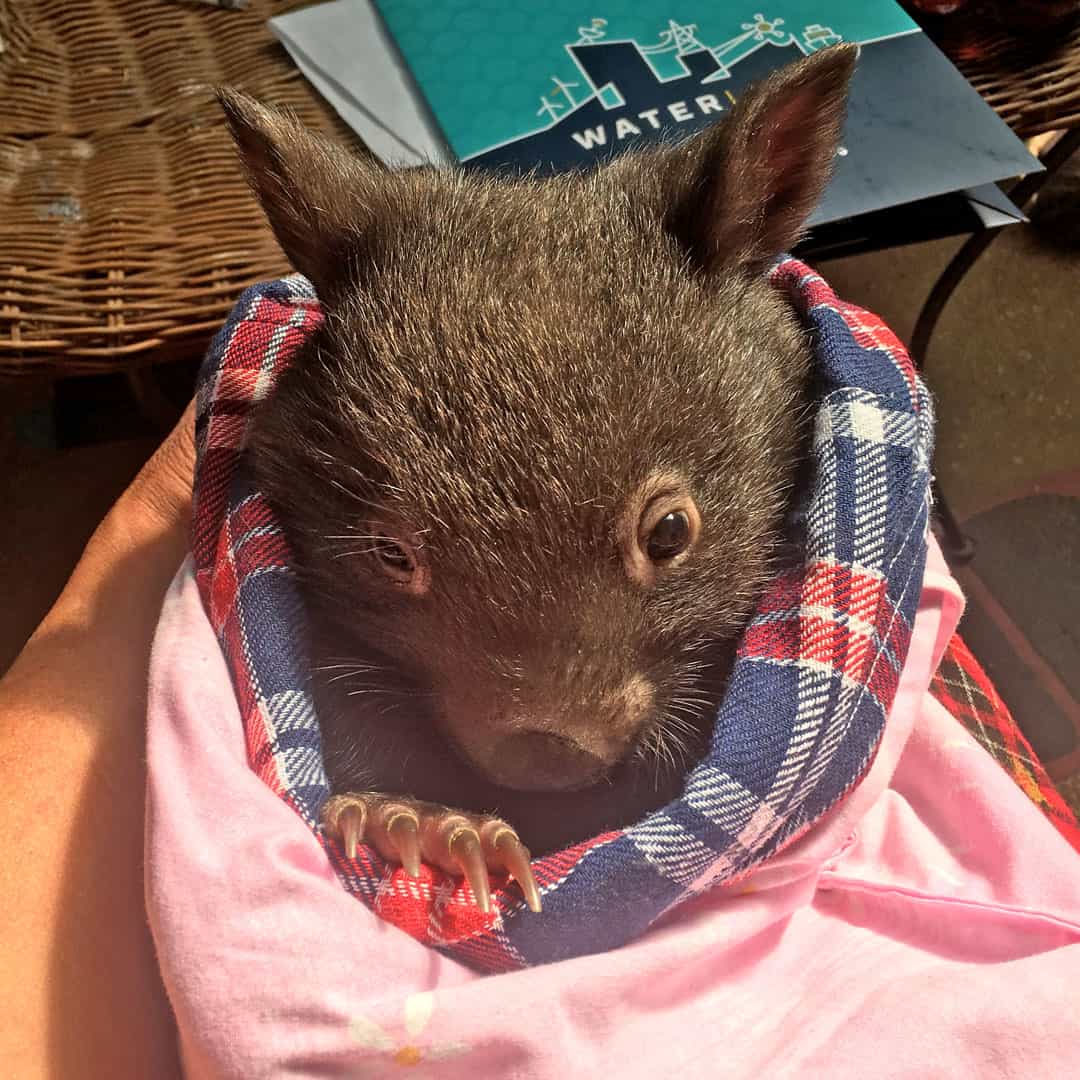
[930,7,1080,139]
[0,0,358,375]
[3,3,1079,373]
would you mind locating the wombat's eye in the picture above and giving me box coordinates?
[365,532,430,596]
[646,511,691,562]
[621,476,701,588]
[373,539,417,581]
[638,497,699,568]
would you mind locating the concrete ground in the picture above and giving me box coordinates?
[3,164,1079,808]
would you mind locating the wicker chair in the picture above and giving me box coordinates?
[2,1,1078,381]
[0,0,358,378]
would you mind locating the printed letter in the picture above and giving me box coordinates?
[571,125,608,150]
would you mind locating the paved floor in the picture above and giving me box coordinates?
[3,167,1078,807]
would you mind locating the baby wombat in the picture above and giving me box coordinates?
[218,44,857,914]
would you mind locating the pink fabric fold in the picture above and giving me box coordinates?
[146,538,1080,1078]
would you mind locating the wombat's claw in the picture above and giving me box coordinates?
[492,828,542,914]
[323,796,362,860]
[321,794,543,914]
[385,811,422,879]
[335,802,366,861]
[448,825,491,913]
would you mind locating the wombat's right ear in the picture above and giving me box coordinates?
[217,89,388,295]
[616,44,857,277]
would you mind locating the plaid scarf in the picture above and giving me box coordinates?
[192,257,934,972]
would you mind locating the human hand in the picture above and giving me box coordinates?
[119,395,197,534]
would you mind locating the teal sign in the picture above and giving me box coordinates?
[373,3,917,161]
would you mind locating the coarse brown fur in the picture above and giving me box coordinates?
[218,45,858,855]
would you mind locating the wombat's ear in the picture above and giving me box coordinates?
[623,44,857,276]
[217,89,389,295]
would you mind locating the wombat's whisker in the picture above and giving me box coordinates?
[658,721,693,769]
[665,696,712,720]
[322,669,378,684]
[323,534,401,542]
[343,683,433,700]
[635,719,688,790]
[321,475,390,513]
[313,660,387,682]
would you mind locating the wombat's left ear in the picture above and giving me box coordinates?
[217,89,389,296]
[617,44,857,276]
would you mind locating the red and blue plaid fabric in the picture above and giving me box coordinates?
[930,633,1080,853]
[192,257,934,971]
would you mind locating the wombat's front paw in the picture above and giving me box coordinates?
[321,793,542,914]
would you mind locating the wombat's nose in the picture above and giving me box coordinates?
[491,731,607,792]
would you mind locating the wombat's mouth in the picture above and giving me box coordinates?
[450,729,616,793]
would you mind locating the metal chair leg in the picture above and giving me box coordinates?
[931,481,976,567]
[910,127,1080,372]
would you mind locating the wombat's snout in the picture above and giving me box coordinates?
[443,673,656,792]
[490,732,607,792]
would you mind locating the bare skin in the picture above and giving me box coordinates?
[0,401,194,1078]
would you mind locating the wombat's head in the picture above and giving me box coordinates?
[220,45,856,793]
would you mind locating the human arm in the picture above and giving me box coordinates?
[0,401,195,1078]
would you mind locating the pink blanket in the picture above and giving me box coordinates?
[146,538,1080,1078]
